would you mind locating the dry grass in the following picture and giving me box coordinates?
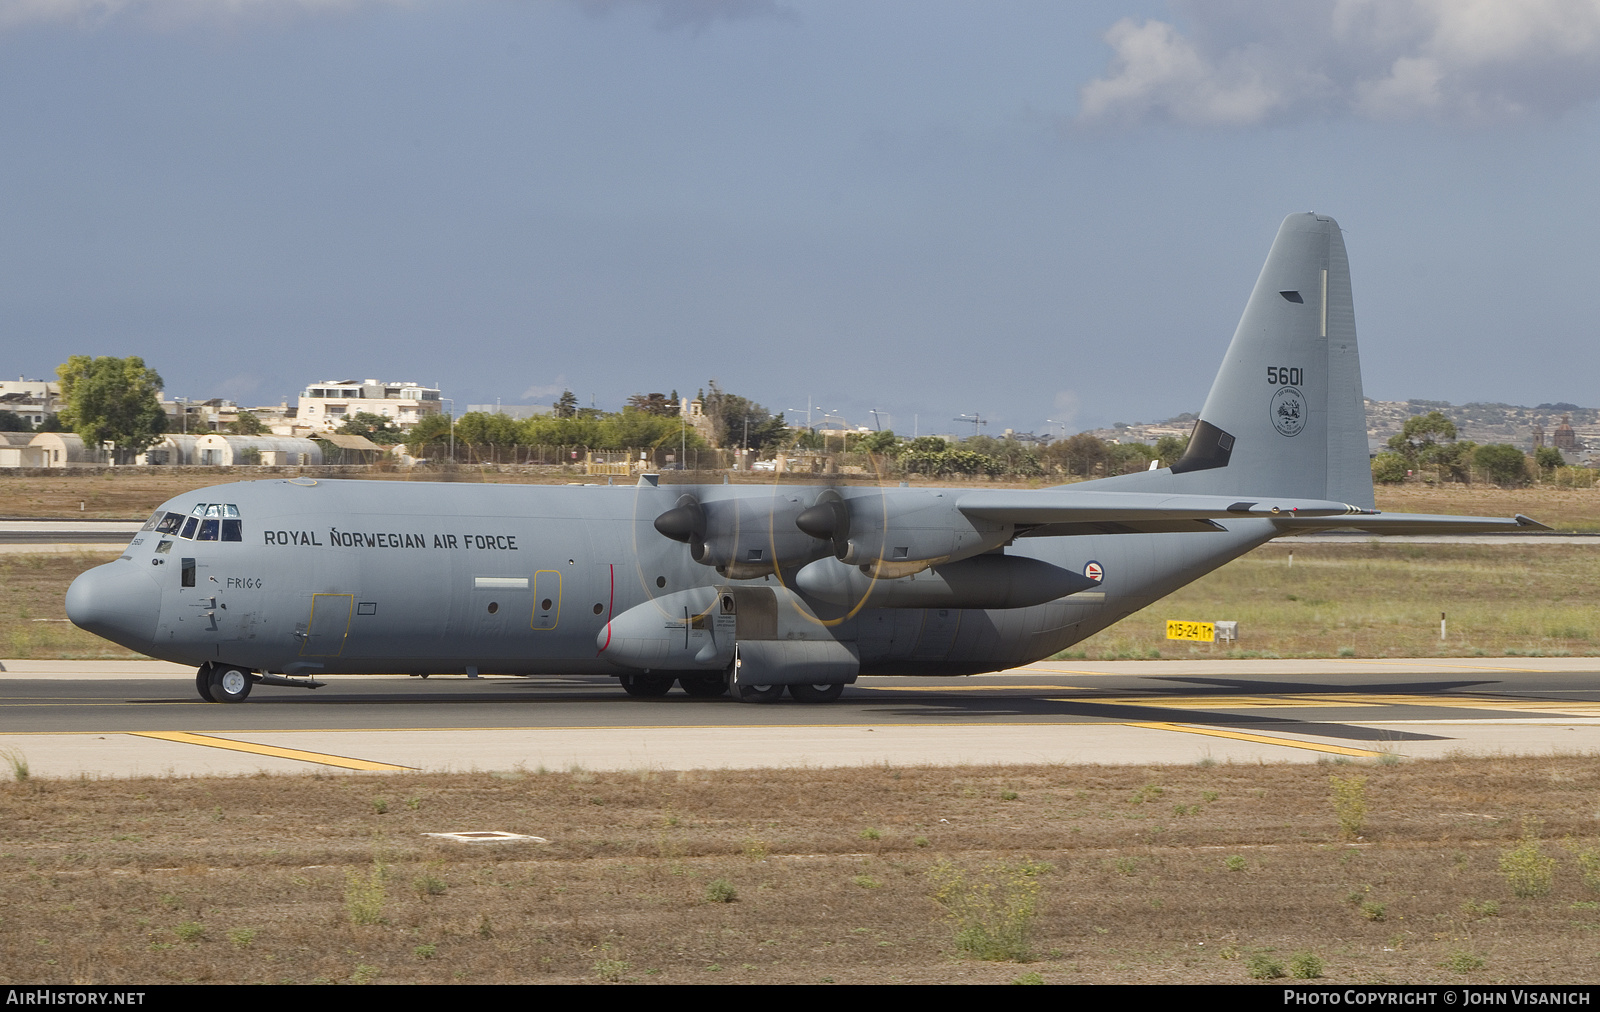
[3,758,1600,984]
[1072,542,1600,660]
[0,553,143,660]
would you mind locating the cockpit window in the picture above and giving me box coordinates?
[155,513,184,534]
[141,512,162,532]
[178,504,242,541]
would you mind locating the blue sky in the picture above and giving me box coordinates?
[3,0,1598,436]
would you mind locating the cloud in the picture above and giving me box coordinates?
[1078,0,1600,126]
[577,0,796,34]
[0,0,402,32]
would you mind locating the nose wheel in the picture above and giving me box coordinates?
[196,663,254,703]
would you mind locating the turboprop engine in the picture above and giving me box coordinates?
[795,488,1013,577]
[653,492,824,580]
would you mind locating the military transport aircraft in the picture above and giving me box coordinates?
[66,213,1542,704]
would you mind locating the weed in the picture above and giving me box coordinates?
[477,914,493,938]
[1444,951,1485,973]
[1113,856,1138,876]
[344,860,387,926]
[1195,756,1216,768]
[742,837,769,860]
[405,796,420,811]
[1131,785,1164,803]
[414,944,437,960]
[1500,817,1556,898]
[1289,951,1324,979]
[705,878,738,903]
[1337,646,1356,658]
[1360,901,1387,922]
[1202,791,1219,803]
[914,836,931,848]
[174,921,204,943]
[227,928,255,949]
[1225,855,1247,872]
[349,964,379,985]
[1461,899,1499,920]
[928,859,1045,962]
[371,798,388,815]
[1330,774,1368,840]
[0,747,28,782]
[860,827,881,841]
[853,875,883,889]
[1246,954,1286,979]
[1011,971,1045,984]
[1569,843,1600,891]
[1375,751,1401,766]
[1000,790,1019,801]
[413,873,447,896]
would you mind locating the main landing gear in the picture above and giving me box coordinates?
[614,671,846,704]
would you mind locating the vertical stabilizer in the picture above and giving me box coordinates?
[1092,213,1373,508]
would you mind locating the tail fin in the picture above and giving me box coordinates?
[1094,212,1373,508]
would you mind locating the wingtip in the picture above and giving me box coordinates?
[1514,514,1553,531]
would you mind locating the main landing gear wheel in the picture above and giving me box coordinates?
[619,673,674,698]
[195,664,217,703]
[210,666,254,703]
[678,672,728,698]
[728,667,783,704]
[788,682,845,704]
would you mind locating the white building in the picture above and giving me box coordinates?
[194,434,323,466]
[297,379,442,432]
[0,379,60,428]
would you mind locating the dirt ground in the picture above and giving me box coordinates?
[1,757,1597,985]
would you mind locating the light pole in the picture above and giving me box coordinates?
[441,398,455,461]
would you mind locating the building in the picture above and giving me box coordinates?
[0,379,60,429]
[193,434,323,466]
[465,404,553,420]
[297,380,442,432]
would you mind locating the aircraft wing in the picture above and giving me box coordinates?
[954,491,1545,539]
[1268,512,1550,535]
[956,490,1371,536]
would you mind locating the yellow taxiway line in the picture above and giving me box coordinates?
[129,730,414,771]
[1126,722,1386,757]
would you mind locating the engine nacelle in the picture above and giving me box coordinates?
[796,488,1013,576]
[794,553,1097,609]
[654,493,825,580]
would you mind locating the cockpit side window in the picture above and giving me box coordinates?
[155,513,184,535]
[179,516,199,539]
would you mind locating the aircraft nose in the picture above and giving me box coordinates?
[66,560,162,652]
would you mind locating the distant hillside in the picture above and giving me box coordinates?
[1094,400,1599,458]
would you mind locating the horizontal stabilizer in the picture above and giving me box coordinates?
[1270,513,1550,535]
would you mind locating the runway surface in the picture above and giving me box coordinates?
[4,656,1600,777]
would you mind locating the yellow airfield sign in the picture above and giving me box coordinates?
[1166,620,1215,643]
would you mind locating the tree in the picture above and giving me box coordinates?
[337,411,404,445]
[0,410,28,432]
[1535,446,1564,476]
[625,392,679,417]
[1474,443,1529,487]
[227,411,265,435]
[56,355,167,461]
[405,413,454,455]
[553,390,578,419]
[1371,451,1409,484]
[1153,434,1189,467]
